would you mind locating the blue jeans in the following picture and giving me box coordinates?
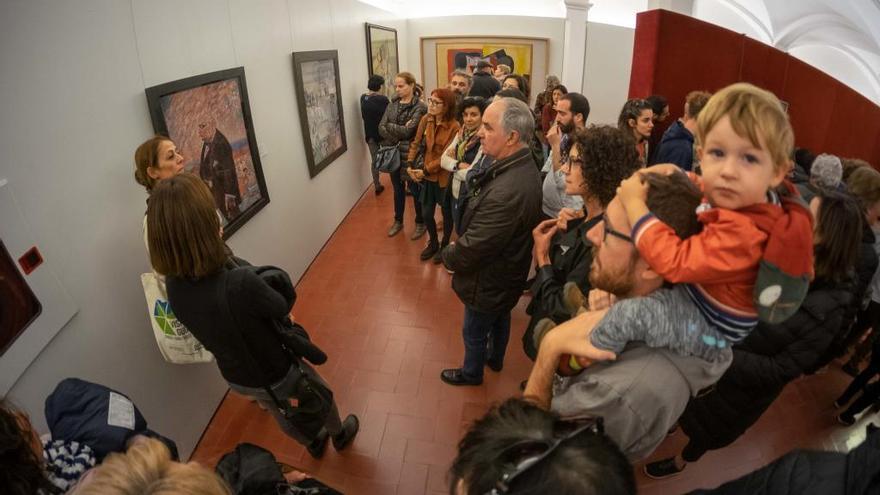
[461,306,512,379]
[391,167,423,224]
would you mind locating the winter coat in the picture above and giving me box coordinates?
[378,96,427,157]
[679,275,855,452]
[467,71,501,99]
[406,114,460,187]
[442,147,542,313]
[690,428,880,495]
[652,119,695,171]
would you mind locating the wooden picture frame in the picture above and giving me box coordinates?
[365,23,400,99]
[292,50,348,179]
[144,67,270,239]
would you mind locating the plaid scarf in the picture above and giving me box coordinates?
[455,127,480,162]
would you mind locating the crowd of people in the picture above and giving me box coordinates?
[8,59,880,494]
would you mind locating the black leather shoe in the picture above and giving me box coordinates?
[432,245,446,264]
[306,428,329,458]
[644,457,685,480]
[486,359,503,372]
[440,368,482,386]
[374,184,385,196]
[332,414,359,451]
[420,242,439,261]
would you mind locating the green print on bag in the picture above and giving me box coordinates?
[153,300,188,337]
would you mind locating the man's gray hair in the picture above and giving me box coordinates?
[451,70,472,83]
[498,97,535,145]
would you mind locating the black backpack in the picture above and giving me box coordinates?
[215,443,341,495]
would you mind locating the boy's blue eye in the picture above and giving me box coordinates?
[743,153,759,164]
[708,149,723,158]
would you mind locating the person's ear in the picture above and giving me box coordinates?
[695,145,703,162]
[637,259,663,285]
[628,118,636,129]
[769,162,789,187]
[146,166,161,180]
[508,130,519,145]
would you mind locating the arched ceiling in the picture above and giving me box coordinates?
[357,0,880,102]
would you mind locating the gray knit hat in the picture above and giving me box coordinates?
[810,153,843,189]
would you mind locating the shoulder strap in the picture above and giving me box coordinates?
[214,268,291,416]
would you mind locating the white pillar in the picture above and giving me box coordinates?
[562,0,592,94]
[646,0,694,15]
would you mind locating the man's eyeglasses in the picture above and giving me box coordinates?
[602,213,633,244]
[485,416,603,495]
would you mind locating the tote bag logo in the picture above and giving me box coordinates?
[152,300,187,337]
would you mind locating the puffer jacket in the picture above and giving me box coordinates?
[679,274,855,452]
[378,96,427,157]
[441,147,542,313]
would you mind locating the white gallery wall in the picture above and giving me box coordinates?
[0,0,406,458]
[583,22,636,125]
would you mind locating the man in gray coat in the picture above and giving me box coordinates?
[524,172,732,461]
[441,97,542,386]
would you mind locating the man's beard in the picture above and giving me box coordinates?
[559,120,575,134]
[588,246,637,298]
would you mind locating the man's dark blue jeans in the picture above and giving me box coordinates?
[461,306,511,380]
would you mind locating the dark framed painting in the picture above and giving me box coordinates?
[292,50,347,178]
[0,239,41,357]
[365,23,399,99]
[144,67,270,239]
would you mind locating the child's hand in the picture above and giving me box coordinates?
[643,163,681,176]
[588,289,617,311]
[618,173,649,207]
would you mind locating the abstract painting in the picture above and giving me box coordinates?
[366,23,399,99]
[433,38,534,88]
[145,67,270,239]
[292,50,348,178]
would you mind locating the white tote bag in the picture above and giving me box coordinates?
[140,272,214,364]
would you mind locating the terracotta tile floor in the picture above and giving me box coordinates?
[191,175,877,494]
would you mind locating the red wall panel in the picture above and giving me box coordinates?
[629,9,880,167]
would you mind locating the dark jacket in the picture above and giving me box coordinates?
[690,428,880,495]
[652,119,695,170]
[360,92,389,143]
[523,215,598,359]
[679,275,855,452]
[378,96,427,157]
[442,147,542,313]
[468,71,501,99]
[167,263,295,388]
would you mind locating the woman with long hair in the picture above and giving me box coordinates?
[617,99,654,163]
[146,174,358,459]
[645,188,863,479]
[378,72,428,239]
[407,87,461,262]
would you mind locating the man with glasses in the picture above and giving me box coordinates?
[524,171,733,461]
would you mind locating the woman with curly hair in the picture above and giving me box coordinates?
[523,125,643,359]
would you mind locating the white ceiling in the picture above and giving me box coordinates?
[358,0,880,102]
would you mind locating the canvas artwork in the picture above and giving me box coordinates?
[0,239,41,357]
[293,50,348,178]
[366,23,399,99]
[145,67,269,239]
[435,39,533,88]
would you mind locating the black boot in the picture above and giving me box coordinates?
[420,241,439,261]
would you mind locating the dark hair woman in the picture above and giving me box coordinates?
[379,72,428,239]
[644,188,864,480]
[406,87,461,262]
[441,96,487,235]
[146,174,358,459]
[617,99,654,163]
[0,400,63,494]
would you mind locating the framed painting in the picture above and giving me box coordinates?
[292,50,348,179]
[420,36,549,102]
[365,23,399,99]
[144,67,270,239]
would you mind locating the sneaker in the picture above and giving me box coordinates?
[410,223,426,240]
[837,414,856,426]
[644,457,686,480]
[374,184,385,196]
[332,414,359,451]
[420,242,439,261]
[440,368,482,386]
[387,221,403,237]
[306,428,329,458]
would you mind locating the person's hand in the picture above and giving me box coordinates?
[541,311,617,363]
[588,289,617,311]
[458,162,471,170]
[556,207,585,231]
[413,169,425,182]
[532,218,558,267]
[643,163,680,176]
[283,470,310,483]
[406,167,422,182]
[546,122,561,148]
[617,172,649,212]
